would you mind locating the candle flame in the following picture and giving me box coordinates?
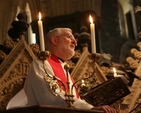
[81,79,85,86]
[113,67,116,73]
[39,12,42,21]
[113,67,117,77]
[89,15,93,24]
[82,79,84,83]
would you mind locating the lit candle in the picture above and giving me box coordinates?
[89,15,96,53]
[81,80,85,86]
[38,12,45,51]
[113,67,117,77]
[113,67,129,84]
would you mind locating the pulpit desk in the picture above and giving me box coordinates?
[0,105,104,113]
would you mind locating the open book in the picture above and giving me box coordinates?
[82,77,131,106]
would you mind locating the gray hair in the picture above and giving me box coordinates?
[45,28,72,50]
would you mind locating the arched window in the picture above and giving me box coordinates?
[25,3,36,44]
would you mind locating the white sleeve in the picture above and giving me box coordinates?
[73,97,93,109]
[6,89,28,109]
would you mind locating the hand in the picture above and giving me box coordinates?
[92,105,118,113]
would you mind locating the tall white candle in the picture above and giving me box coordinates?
[89,15,96,53]
[38,12,45,51]
[32,33,36,44]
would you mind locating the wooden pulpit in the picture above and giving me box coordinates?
[0,105,104,113]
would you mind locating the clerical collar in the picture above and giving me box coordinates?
[50,54,65,63]
[57,57,65,63]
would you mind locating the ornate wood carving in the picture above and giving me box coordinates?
[0,35,36,110]
[71,47,107,85]
[0,105,104,113]
[120,41,141,112]
[0,50,7,63]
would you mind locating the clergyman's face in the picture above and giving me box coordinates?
[55,31,77,60]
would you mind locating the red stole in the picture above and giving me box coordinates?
[47,54,79,98]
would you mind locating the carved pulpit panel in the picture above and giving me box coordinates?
[121,42,141,112]
[71,47,107,84]
[0,35,36,109]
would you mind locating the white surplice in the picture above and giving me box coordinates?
[7,58,93,110]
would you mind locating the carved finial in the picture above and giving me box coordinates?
[126,57,139,69]
[3,38,15,50]
[137,42,141,50]
[30,44,40,55]
[7,13,29,42]
[131,48,141,59]
[0,50,7,63]
[88,53,101,63]
[135,5,141,13]
[79,26,90,47]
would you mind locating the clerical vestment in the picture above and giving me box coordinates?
[7,55,93,110]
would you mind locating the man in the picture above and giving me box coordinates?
[7,28,118,113]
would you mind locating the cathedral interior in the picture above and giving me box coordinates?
[1,0,141,113]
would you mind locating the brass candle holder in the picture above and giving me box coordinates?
[72,53,101,96]
[37,51,101,108]
[37,50,51,61]
[64,64,75,108]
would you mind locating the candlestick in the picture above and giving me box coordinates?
[38,12,45,51]
[89,15,96,53]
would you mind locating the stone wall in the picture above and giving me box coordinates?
[100,0,126,63]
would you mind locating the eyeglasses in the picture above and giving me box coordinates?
[56,33,77,46]
[56,34,75,40]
